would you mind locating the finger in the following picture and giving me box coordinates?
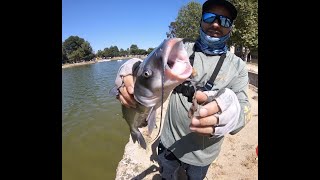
[118,94,129,108]
[190,116,219,127]
[118,86,130,100]
[189,125,215,135]
[123,75,134,94]
[119,94,136,108]
[195,91,208,104]
[198,101,220,117]
[119,87,136,108]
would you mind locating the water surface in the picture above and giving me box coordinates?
[62,60,129,180]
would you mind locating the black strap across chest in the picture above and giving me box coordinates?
[173,40,226,102]
[189,44,226,88]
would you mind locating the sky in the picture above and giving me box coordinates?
[62,0,206,53]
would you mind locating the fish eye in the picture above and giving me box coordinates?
[143,70,152,78]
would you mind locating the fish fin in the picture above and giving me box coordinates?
[108,85,119,96]
[130,129,146,149]
[147,107,157,135]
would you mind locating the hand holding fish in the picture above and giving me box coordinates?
[110,38,193,149]
[189,90,222,137]
[117,75,137,108]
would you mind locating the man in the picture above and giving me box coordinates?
[115,0,251,179]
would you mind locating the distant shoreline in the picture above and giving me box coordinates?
[62,56,257,70]
[62,56,147,69]
[62,60,96,69]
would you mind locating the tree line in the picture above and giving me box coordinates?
[62,36,155,64]
[62,0,257,64]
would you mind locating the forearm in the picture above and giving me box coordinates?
[228,64,251,135]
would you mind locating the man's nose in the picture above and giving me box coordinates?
[211,19,221,28]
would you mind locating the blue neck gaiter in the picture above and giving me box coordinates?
[195,28,230,55]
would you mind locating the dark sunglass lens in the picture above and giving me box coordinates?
[204,16,215,23]
[202,13,216,23]
[220,16,232,28]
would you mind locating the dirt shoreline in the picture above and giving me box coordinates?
[115,64,258,179]
[62,60,97,69]
[62,56,147,69]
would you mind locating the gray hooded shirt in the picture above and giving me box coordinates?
[160,42,251,166]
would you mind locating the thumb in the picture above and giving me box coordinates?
[195,91,208,104]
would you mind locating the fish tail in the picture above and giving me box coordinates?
[130,129,147,149]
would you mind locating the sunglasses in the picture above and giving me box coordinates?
[202,12,233,28]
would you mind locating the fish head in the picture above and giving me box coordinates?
[134,38,193,107]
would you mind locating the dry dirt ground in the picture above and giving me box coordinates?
[205,84,258,180]
[116,65,258,180]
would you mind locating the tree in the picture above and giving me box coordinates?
[130,44,139,55]
[166,22,177,38]
[62,36,95,63]
[67,50,82,62]
[166,0,258,62]
[109,46,120,57]
[102,45,120,58]
[147,48,154,55]
[62,46,68,63]
[166,1,202,40]
[96,50,104,58]
[137,49,148,55]
[78,41,95,61]
[229,0,258,61]
[63,36,85,55]
[119,48,128,57]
